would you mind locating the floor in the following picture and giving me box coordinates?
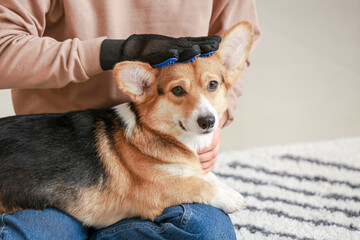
[0,0,359,151]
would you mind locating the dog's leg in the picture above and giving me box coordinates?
[204,172,232,189]
[204,172,246,213]
[160,174,246,216]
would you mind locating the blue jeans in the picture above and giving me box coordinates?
[0,204,236,240]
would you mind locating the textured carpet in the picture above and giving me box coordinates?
[215,137,360,240]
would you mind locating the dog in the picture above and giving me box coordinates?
[0,22,253,228]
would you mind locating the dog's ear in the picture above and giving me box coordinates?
[217,21,253,87]
[113,62,156,103]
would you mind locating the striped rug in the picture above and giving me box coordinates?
[215,137,360,240]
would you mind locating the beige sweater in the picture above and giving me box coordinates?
[0,0,260,124]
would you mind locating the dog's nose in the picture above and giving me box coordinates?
[197,115,215,130]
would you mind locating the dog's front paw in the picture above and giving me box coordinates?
[210,187,246,214]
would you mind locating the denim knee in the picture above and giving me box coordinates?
[0,208,89,240]
[180,204,236,240]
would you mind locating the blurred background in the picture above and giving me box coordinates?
[0,0,359,151]
[221,0,360,150]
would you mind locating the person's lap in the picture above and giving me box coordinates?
[0,204,236,240]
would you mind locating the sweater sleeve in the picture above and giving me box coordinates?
[209,0,261,126]
[0,1,105,89]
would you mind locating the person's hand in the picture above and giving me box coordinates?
[100,34,221,70]
[198,113,227,173]
[198,126,222,173]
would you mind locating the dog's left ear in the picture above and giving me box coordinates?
[113,62,156,103]
[217,21,253,87]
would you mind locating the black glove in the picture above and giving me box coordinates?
[100,34,221,70]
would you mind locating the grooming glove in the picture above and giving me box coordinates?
[100,34,221,70]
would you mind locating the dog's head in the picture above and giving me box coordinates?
[113,22,253,142]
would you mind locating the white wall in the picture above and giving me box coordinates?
[0,90,14,117]
[1,0,359,150]
[221,0,360,150]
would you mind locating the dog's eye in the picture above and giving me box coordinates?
[208,81,218,91]
[171,86,186,97]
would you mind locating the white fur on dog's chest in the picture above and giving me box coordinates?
[156,134,213,178]
[176,132,214,153]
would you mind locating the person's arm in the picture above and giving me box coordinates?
[0,1,105,90]
[0,1,222,90]
[199,0,261,172]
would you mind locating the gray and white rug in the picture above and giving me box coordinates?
[215,137,360,240]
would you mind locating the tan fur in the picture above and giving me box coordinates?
[0,202,5,214]
[68,121,217,227]
[0,205,22,215]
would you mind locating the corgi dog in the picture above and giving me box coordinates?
[0,22,253,227]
